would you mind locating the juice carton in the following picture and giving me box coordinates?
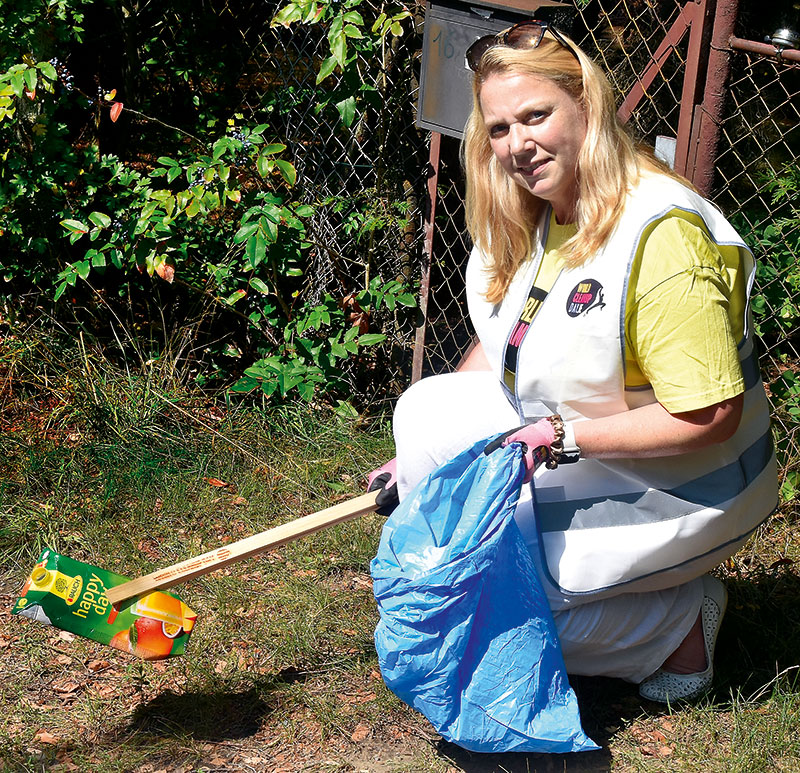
[13,548,196,660]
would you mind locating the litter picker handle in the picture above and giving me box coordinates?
[106,490,380,606]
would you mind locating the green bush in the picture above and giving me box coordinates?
[0,0,417,405]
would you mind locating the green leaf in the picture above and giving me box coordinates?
[328,14,343,38]
[274,159,297,186]
[330,32,347,66]
[245,232,267,267]
[36,61,57,80]
[316,55,338,84]
[335,96,356,127]
[185,196,202,217]
[23,67,37,93]
[225,289,247,305]
[261,216,278,243]
[343,24,364,38]
[75,260,91,280]
[357,333,386,346]
[60,219,89,235]
[88,211,111,228]
[297,381,316,401]
[234,221,260,244]
[342,10,364,25]
[372,12,387,32]
[272,3,302,27]
[261,143,286,156]
[157,156,180,167]
[257,153,271,178]
[250,277,271,295]
[261,203,283,222]
[10,71,24,97]
[294,204,315,217]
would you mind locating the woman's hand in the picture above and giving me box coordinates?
[573,395,744,459]
[484,418,556,482]
[367,458,399,516]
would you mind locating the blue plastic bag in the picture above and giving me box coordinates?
[371,437,598,754]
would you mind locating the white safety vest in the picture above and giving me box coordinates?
[467,173,778,596]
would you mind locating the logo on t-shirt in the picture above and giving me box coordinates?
[566,279,605,317]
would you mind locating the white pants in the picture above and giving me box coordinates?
[393,371,703,683]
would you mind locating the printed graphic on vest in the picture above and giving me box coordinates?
[566,279,605,317]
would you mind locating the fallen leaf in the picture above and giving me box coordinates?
[231,496,248,506]
[57,631,76,643]
[350,723,370,742]
[205,477,228,488]
[52,681,80,695]
[86,659,110,672]
[34,730,59,745]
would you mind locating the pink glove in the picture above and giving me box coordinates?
[485,419,556,483]
[367,457,399,516]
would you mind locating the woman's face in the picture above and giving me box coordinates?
[480,71,587,223]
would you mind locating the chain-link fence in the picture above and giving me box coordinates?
[206,0,797,493]
[203,0,429,403]
[715,45,800,501]
[417,0,799,500]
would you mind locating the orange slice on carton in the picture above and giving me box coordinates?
[133,592,197,632]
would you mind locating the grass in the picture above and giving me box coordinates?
[1,322,799,772]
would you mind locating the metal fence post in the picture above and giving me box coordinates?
[411,131,442,384]
[685,0,740,194]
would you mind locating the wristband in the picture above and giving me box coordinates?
[559,420,582,464]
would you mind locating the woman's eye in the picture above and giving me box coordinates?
[527,111,546,123]
[489,124,508,138]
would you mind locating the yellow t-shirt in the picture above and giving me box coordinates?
[540,213,745,413]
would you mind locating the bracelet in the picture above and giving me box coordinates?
[545,414,582,468]
[545,414,566,469]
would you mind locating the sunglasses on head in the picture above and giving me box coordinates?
[465,20,579,72]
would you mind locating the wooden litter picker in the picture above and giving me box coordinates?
[13,491,380,660]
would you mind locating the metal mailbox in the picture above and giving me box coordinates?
[417,0,575,139]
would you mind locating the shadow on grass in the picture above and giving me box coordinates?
[127,665,309,741]
[121,569,800,766]
[129,687,269,741]
[715,567,800,699]
[427,677,645,772]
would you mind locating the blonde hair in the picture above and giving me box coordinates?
[463,34,682,303]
